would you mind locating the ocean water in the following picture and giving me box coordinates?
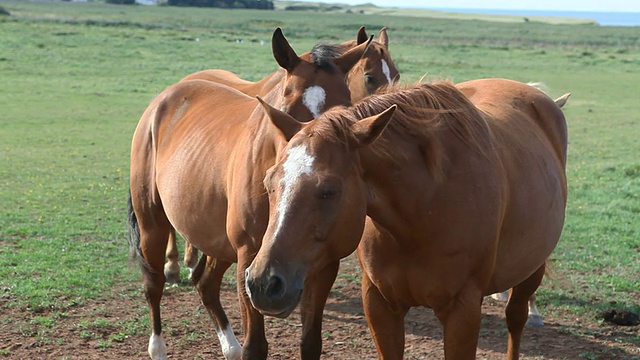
[434,8,640,27]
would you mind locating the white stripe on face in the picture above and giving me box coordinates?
[381,59,392,84]
[273,145,315,237]
[302,86,326,118]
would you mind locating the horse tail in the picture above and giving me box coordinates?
[127,190,152,273]
[127,190,140,257]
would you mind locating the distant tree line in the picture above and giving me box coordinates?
[105,0,273,8]
[167,0,274,8]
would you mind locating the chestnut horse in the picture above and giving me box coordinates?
[245,78,568,359]
[165,26,399,283]
[128,28,374,360]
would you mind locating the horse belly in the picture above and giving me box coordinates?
[490,159,566,292]
[156,155,237,263]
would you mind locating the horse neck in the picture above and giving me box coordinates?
[249,68,286,97]
[359,131,443,240]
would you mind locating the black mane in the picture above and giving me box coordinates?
[309,43,341,72]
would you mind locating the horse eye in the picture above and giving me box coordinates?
[318,188,341,199]
[364,74,376,85]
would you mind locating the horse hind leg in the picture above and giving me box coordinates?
[164,231,200,283]
[183,240,199,280]
[505,264,546,360]
[191,255,240,360]
[138,221,173,359]
[491,290,544,327]
[525,293,544,327]
[164,228,181,283]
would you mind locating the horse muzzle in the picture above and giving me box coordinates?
[244,264,303,318]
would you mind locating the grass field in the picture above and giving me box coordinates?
[0,0,639,357]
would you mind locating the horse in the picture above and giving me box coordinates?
[128,28,375,360]
[164,26,399,283]
[244,78,569,359]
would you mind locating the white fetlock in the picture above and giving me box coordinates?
[148,333,167,360]
[217,324,243,360]
[491,290,510,302]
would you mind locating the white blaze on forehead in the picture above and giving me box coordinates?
[273,145,315,237]
[381,59,392,84]
[302,85,326,118]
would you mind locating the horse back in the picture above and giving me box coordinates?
[130,80,257,211]
[456,78,568,166]
[180,68,285,97]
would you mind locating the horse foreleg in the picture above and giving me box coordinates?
[237,249,268,360]
[299,260,340,360]
[505,264,545,360]
[184,241,200,280]
[433,288,483,360]
[191,255,240,359]
[164,229,181,283]
[361,271,407,360]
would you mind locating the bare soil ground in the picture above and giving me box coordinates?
[2,255,639,359]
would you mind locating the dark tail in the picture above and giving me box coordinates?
[127,191,145,268]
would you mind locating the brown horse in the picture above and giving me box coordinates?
[165,26,399,282]
[128,28,374,360]
[245,78,568,359]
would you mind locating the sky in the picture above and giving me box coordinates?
[291,0,640,12]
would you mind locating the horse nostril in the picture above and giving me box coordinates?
[266,275,286,299]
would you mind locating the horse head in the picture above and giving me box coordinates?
[347,26,400,103]
[270,27,373,122]
[244,100,396,317]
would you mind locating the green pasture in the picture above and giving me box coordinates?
[0,0,639,355]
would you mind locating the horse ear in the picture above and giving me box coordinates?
[257,96,302,141]
[554,93,571,108]
[334,35,373,75]
[351,105,396,146]
[356,26,368,45]
[378,27,389,49]
[272,28,301,72]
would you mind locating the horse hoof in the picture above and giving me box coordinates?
[164,264,181,284]
[526,314,544,327]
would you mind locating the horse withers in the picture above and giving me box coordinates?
[246,78,569,359]
[128,28,374,360]
[164,26,399,283]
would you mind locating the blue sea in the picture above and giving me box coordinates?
[434,8,640,26]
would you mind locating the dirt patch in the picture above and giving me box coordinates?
[1,255,639,359]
